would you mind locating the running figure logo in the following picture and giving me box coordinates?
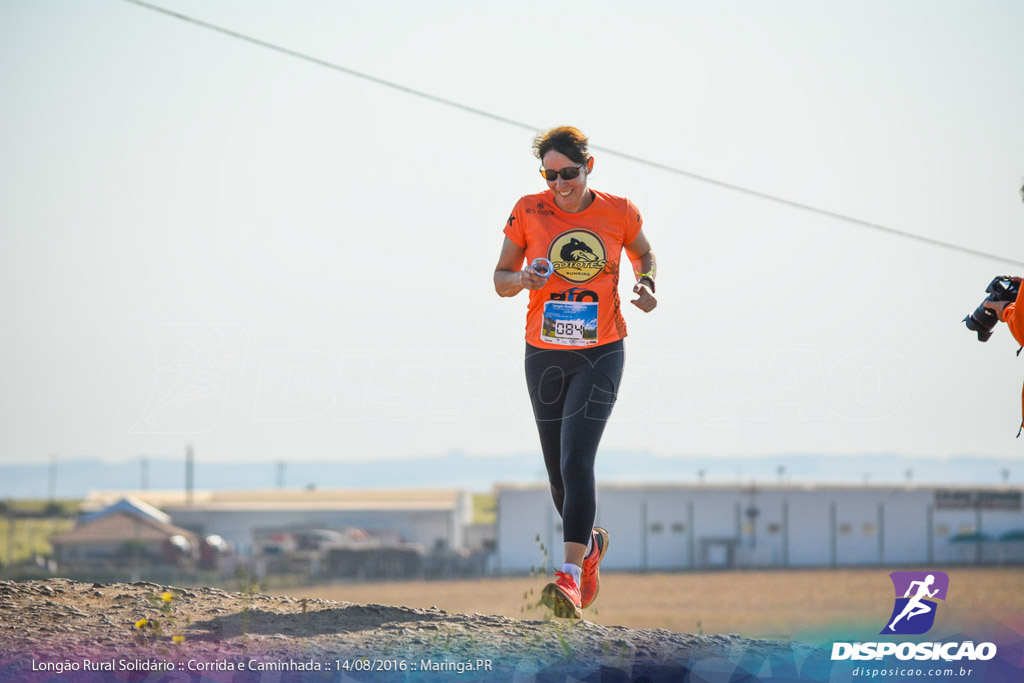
[880,571,949,635]
[131,324,249,434]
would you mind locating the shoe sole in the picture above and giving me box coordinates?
[541,582,583,619]
[581,526,610,609]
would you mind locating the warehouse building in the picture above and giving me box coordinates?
[494,483,1024,573]
[84,488,475,556]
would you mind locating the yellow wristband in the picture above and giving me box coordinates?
[637,273,656,293]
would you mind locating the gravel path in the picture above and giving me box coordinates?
[0,579,830,681]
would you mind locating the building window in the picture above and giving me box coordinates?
[839,523,853,535]
[935,524,950,536]
[671,523,686,534]
[957,525,976,535]
[650,523,663,534]
[766,523,782,535]
[862,523,876,535]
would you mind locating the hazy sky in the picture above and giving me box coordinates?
[2,0,1023,472]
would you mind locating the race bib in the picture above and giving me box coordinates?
[540,301,598,346]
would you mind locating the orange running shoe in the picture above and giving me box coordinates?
[541,570,583,619]
[580,526,609,609]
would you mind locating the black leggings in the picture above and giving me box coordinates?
[524,340,624,545]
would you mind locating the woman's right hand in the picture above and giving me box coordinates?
[519,268,549,291]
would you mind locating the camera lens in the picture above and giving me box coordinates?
[964,307,997,342]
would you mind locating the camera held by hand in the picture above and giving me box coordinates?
[963,276,1020,342]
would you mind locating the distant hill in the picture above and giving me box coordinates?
[0,450,1016,499]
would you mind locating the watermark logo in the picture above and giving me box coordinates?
[131,324,250,434]
[881,571,949,635]
[832,570,995,663]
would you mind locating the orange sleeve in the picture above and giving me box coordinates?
[1004,304,1024,347]
[624,198,643,245]
[1004,286,1024,347]
[503,199,527,248]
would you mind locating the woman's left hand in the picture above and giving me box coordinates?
[631,282,657,312]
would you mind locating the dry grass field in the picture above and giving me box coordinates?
[0,517,75,566]
[271,567,1024,643]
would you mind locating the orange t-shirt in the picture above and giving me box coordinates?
[1002,288,1024,436]
[503,189,644,349]
[1004,286,1024,347]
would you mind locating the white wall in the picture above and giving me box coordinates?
[496,484,1024,573]
[166,507,458,555]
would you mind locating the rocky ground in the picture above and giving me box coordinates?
[0,579,831,682]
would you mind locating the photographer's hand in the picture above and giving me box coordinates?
[982,299,1011,320]
[984,276,1023,321]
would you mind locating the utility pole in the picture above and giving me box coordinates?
[4,501,14,570]
[48,453,58,502]
[185,444,194,505]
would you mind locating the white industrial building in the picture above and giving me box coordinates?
[494,483,1024,573]
[84,488,474,555]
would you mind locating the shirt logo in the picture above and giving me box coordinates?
[550,287,598,302]
[548,229,607,284]
[525,201,555,216]
[880,571,949,635]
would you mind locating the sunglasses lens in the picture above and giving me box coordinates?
[540,166,582,181]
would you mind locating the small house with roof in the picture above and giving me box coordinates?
[50,498,199,571]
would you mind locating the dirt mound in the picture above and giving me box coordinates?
[0,579,829,681]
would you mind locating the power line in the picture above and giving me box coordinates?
[120,0,1024,268]
[121,0,534,132]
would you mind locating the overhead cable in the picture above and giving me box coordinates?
[120,0,1024,268]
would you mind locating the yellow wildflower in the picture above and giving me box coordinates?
[135,618,148,629]
[172,635,185,644]
[161,592,173,603]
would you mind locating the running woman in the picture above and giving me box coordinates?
[493,126,658,618]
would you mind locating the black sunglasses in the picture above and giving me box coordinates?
[539,165,584,182]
